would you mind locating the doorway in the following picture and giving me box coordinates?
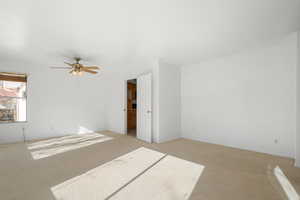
[124,74,152,143]
[127,79,137,137]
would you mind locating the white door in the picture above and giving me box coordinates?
[137,73,152,143]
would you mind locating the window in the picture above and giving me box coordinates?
[0,72,27,122]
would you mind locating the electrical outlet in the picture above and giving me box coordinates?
[50,124,54,131]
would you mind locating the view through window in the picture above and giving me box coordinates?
[0,73,27,122]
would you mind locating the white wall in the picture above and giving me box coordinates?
[296,32,300,167]
[0,58,177,144]
[104,60,181,143]
[181,33,298,158]
[1,35,297,163]
[104,62,155,135]
[0,61,106,143]
[157,61,181,142]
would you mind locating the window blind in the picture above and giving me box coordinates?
[0,72,27,83]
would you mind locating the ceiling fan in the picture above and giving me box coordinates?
[51,57,100,76]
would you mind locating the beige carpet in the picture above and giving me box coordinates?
[0,131,299,200]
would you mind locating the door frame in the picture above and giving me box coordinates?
[123,80,128,134]
[123,78,138,135]
[123,73,151,136]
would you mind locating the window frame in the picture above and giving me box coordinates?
[0,73,28,124]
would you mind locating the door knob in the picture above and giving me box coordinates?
[147,110,152,113]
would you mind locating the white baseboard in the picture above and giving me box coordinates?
[274,166,300,200]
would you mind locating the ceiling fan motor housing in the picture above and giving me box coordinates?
[74,57,81,64]
[51,57,99,76]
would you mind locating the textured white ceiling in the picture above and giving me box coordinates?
[1,0,300,66]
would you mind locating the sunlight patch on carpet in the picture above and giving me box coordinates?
[28,133,113,159]
[27,133,105,150]
[31,136,112,159]
[51,147,165,200]
[51,147,204,200]
[110,155,204,200]
[274,166,299,200]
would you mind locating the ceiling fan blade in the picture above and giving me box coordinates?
[82,68,98,74]
[50,67,72,69]
[64,62,75,67]
[82,66,100,70]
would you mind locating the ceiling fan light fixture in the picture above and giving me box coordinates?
[72,71,78,76]
[51,57,100,76]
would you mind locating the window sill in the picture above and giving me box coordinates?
[0,121,28,124]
